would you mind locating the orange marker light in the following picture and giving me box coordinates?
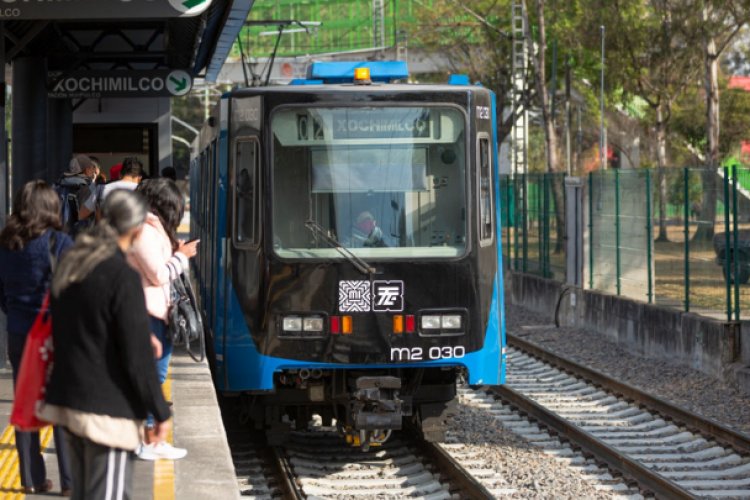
[342,315,353,334]
[393,315,404,334]
[353,67,371,84]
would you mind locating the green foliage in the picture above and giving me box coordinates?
[672,79,750,161]
[667,169,703,206]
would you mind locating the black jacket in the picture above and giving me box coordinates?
[46,249,170,423]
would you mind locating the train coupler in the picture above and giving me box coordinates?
[346,376,407,451]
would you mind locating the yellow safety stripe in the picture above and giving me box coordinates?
[153,369,175,500]
[0,425,53,499]
[0,373,178,500]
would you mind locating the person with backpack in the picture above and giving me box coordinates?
[56,154,99,237]
[0,180,73,495]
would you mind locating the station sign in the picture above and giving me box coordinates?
[47,70,193,99]
[0,0,212,20]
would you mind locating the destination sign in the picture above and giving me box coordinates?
[47,70,193,99]
[0,0,212,20]
[332,110,431,139]
[273,107,462,146]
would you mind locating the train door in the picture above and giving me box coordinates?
[208,140,219,327]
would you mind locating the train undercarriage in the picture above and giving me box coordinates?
[236,367,459,450]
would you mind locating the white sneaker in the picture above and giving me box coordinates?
[136,442,187,461]
[136,443,158,461]
[151,442,187,460]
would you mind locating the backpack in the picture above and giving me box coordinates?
[54,176,89,235]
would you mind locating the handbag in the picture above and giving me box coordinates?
[167,263,205,362]
[10,294,53,431]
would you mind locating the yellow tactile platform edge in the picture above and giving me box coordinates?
[0,424,53,499]
[0,368,175,499]
[153,369,175,500]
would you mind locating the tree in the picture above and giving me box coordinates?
[582,0,700,241]
[681,0,750,240]
[410,0,518,141]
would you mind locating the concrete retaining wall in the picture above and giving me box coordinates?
[508,271,748,394]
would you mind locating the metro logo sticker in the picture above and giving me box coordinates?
[339,280,371,312]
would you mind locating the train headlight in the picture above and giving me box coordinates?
[421,315,442,329]
[303,316,324,332]
[441,315,462,329]
[282,317,303,331]
[417,310,467,337]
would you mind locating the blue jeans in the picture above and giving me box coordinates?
[147,316,172,427]
[150,316,173,384]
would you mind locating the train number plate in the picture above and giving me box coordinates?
[390,346,465,362]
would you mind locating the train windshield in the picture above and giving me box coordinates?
[271,105,467,259]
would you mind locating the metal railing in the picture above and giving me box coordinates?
[501,167,750,321]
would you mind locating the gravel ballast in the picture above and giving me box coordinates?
[506,304,750,435]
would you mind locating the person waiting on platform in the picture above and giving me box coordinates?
[101,157,144,201]
[56,154,99,236]
[350,211,387,248]
[39,190,171,500]
[0,180,73,495]
[160,166,177,181]
[128,178,198,460]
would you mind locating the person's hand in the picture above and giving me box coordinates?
[177,239,199,259]
[150,333,163,359]
[153,419,171,443]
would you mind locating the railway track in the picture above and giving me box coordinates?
[226,411,502,498]
[465,334,750,498]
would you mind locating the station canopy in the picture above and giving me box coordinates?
[2,0,252,81]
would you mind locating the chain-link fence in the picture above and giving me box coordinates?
[501,167,750,321]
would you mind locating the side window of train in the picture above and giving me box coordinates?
[478,135,494,246]
[234,137,261,248]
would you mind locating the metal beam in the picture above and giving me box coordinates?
[7,21,50,60]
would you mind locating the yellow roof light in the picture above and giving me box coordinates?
[354,67,371,85]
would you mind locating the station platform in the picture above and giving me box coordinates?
[0,347,239,500]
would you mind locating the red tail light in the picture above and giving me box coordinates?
[330,316,340,334]
[405,315,415,333]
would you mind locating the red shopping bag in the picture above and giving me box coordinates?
[10,294,53,431]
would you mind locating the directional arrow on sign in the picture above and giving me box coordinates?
[169,75,188,93]
[183,0,209,9]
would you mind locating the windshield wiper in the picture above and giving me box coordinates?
[305,219,375,275]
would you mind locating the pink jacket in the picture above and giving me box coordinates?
[127,213,188,321]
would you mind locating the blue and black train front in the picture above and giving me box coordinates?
[214,70,505,448]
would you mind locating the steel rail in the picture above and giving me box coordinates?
[492,384,696,499]
[508,334,750,455]
[269,446,305,499]
[411,438,495,499]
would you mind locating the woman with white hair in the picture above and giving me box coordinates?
[39,190,172,500]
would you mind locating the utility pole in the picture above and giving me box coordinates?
[565,58,572,176]
[511,0,529,177]
[373,0,386,50]
[600,25,606,170]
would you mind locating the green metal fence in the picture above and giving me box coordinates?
[501,167,750,321]
[501,173,566,281]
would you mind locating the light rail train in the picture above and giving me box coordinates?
[189,62,506,448]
